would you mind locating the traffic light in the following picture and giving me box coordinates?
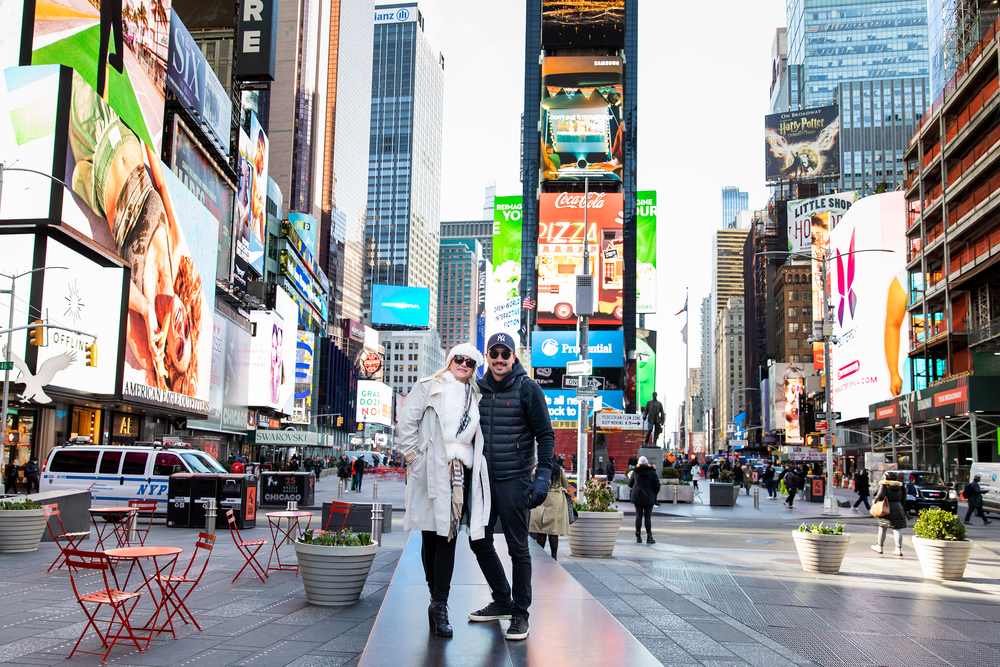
[29,320,45,346]
[357,422,363,431]
[85,343,97,367]
[336,416,344,427]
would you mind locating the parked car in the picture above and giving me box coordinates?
[899,470,958,516]
[969,462,1000,517]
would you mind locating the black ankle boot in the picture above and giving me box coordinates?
[636,532,642,543]
[429,601,453,637]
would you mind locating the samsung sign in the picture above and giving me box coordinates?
[375,7,416,24]
[531,331,624,368]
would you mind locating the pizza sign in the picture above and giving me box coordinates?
[362,353,382,374]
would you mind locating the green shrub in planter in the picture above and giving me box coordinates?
[913,508,966,542]
[797,522,845,535]
[0,499,42,510]
[662,467,680,479]
[718,470,735,484]
[299,528,374,547]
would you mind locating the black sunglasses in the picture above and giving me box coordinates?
[452,355,477,369]
[488,348,512,360]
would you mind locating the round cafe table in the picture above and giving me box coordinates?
[89,507,139,550]
[265,511,315,575]
[105,546,183,643]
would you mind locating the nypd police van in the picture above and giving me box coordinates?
[41,441,228,510]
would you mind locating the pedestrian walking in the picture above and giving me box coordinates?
[964,475,993,525]
[337,454,351,489]
[529,457,570,559]
[763,464,775,498]
[627,455,638,469]
[742,466,753,495]
[871,471,907,555]
[783,467,799,508]
[5,463,18,493]
[467,332,555,641]
[629,456,661,544]
[853,469,871,511]
[398,344,491,638]
[23,458,40,494]
[231,456,245,475]
[606,457,616,483]
[352,456,366,491]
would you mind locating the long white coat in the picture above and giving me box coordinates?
[398,376,491,540]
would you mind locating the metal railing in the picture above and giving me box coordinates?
[968,316,1000,347]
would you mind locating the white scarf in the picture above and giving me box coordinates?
[440,372,477,466]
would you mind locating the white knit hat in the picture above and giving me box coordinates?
[445,343,484,370]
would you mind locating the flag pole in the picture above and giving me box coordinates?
[684,288,689,455]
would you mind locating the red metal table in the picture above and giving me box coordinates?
[89,507,139,550]
[264,511,315,575]
[105,546,183,643]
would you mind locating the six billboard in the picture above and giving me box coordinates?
[371,285,431,328]
[540,56,623,183]
[765,106,840,181]
[829,192,909,422]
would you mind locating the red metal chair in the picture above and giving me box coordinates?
[42,503,90,572]
[226,510,268,583]
[64,549,145,663]
[323,501,351,532]
[155,532,216,632]
[127,500,158,546]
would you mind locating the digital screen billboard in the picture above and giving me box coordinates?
[30,0,172,153]
[829,193,909,422]
[770,363,807,444]
[530,330,624,368]
[235,113,268,279]
[537,192,624,324]
[356,380,392,426]
[541,56,623,183]
[275,286,299,415]
[248,309,281,409]
[371,285,430,327]
[186,311,251,434]
[489,196,522,341]
[542,0,624,46]
[765,106,840,181]
[288,212,318,258]
[543,389,624,428]
[290,332,314,424]
[787,192,856,256]
[636,190,657,314]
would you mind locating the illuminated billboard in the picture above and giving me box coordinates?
[765,106,840,181]
[186,311,251,434]
[29,0,172,153]
[489,196,523,341]
[542,0,624,46]
[248,309,282,409]
[234,113,268,282]
[541,56,623,183]
[636,191,657,313]
[829,192,909,422]
[371,285,430,327]
[290,332,314,424]
[275,286,298,415]
[537,192,624,324]
[770,363,807,444]
[356,380,392,426]
[786,192,856,255]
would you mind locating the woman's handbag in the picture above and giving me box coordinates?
[870,497,890,517]
[566,490,578,525]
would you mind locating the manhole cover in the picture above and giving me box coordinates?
[745,539,782,544]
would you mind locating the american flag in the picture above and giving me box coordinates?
[522,297,536,311]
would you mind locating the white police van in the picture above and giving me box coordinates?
[41,441,228,510]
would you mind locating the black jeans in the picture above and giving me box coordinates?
[965,505,988,523]
[470,475,532,619]
[854,494,871,510]
[787,489,796,507]
[634,504,653,536]
[421,531,457,602]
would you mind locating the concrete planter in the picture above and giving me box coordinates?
[568,511,624,558]
[293,540,379,606]
[657,483,694,503]
[709,483,737,507]
[792,531,851,574]
[0,508,48,553]
[912,537,974,581]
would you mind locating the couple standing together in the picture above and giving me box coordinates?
[397,333,555,642]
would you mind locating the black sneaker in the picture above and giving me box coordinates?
[468,601,512,621]
[505,617,529,640]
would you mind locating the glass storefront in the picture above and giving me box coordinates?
[4,409,37,486]
[71,407,102,442]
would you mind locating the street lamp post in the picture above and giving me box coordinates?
[576,176,591,503]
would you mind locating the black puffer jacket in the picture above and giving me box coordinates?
[628,464,661,506]
[874,480,907,529]
[477,360,555,481]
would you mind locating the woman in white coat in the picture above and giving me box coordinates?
[398,343,491,638]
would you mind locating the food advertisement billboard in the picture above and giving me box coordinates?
[234,113,268,283]
[829,192,909,422]
[636,190,657,313]
[542,0,624,46]
[186,311,251,434]
[371,285,430,327]
[786,192,856,255]
[170,115,236,285]
[541,56,623,183]
[764,106,840,181]
[356,380,392,426]
[537,192,624,324]
[29,0,172,153]
[489,196,522,343]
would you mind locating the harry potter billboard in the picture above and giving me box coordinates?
[765,106,840,181]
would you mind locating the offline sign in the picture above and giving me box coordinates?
[356,380,392,427]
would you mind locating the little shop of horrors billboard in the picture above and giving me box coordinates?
[765,106,840,181]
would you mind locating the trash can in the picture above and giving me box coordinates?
[190,475,220,527]
[167,473,194,528]
[217,474,258,529]
[260,471,315,506]
[805,475,825,502]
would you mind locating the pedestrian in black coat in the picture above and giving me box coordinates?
[628,457,661,544]
[606,458,616,483]
[964,475,993,525]
[871,472,907,555]
[853,469,871,511]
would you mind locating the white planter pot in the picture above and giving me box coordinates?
[615,484,630,501]
[568,511,624,558]
[792,531,850,574]
[293,541,379,606]
[0,508,48,553]
[912,536,974,581]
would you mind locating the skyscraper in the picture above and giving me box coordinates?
[712,228,751,314]
[721,187,748,229]
[365,3,445,329]
[437,239,482,349]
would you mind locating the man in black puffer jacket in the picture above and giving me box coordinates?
[467,332,554,641]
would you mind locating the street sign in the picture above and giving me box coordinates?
[575,386,598,398]
[814,412,841,420]
[729,439,748,449]
[566,359,593,376]
[562,375,605,390]
[595,412,642,430]
[816,420,828,431]
[0,361,12,371]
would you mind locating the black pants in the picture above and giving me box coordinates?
[854,494,871,510]
[634,504,653,536]
[787,489,796,507]
[965,505,988,523]
[26,476,39,494]
[421,531,457,602]
[533,533,558,558]
[470,475,532,619]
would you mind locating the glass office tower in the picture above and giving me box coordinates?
[365,3,445,329]
[722,187,749,228]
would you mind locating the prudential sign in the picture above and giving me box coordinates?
[531,331,624,368]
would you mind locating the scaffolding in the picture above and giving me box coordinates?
[871,412,1000,483]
